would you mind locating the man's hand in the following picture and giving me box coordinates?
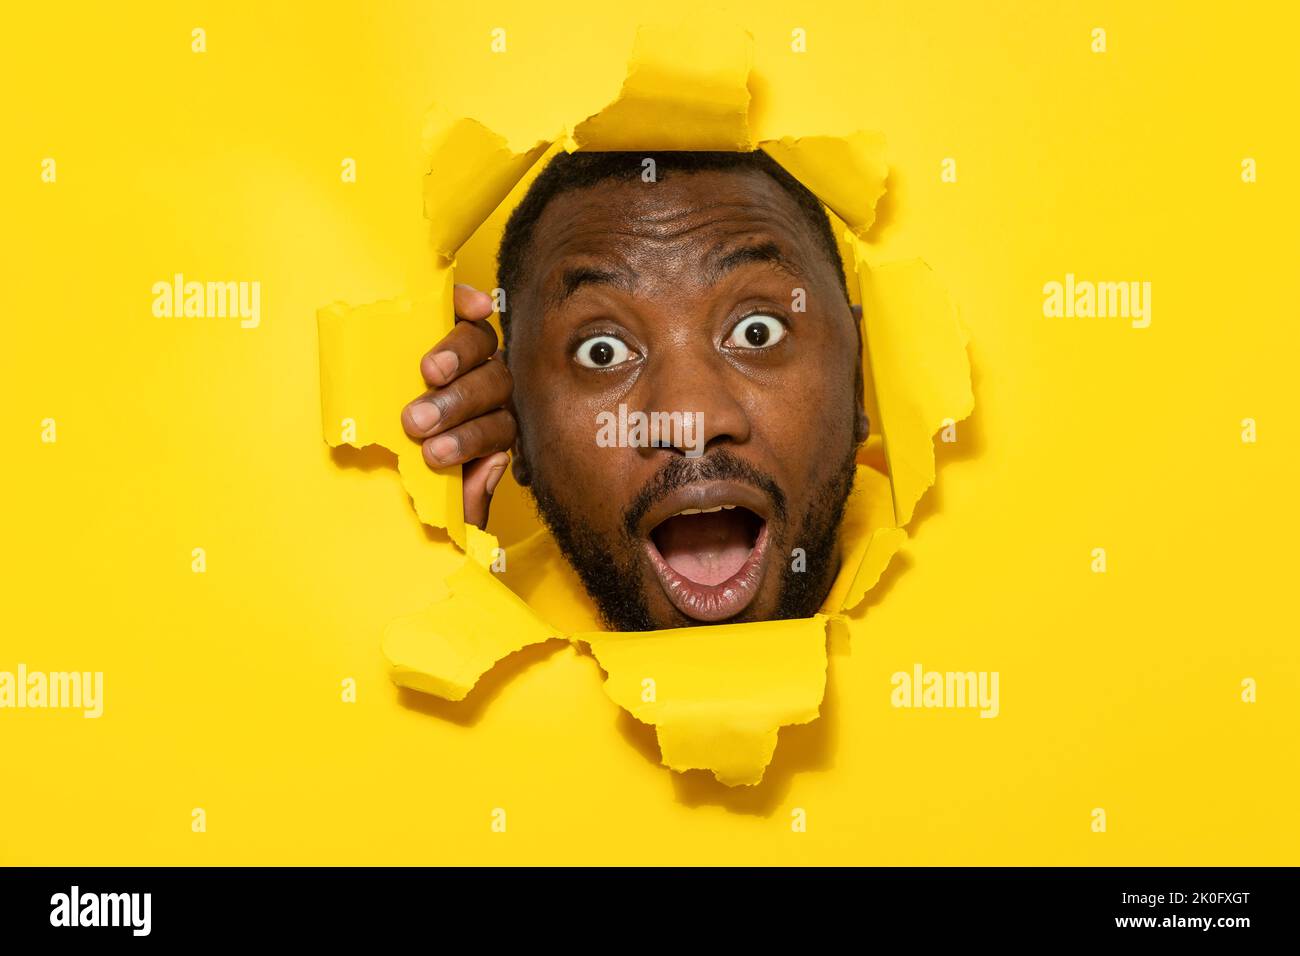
[401,283,516,529]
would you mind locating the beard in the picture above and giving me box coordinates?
[525,444,859,632]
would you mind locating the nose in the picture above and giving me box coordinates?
[636,343,751,458]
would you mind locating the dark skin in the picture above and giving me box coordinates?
[402,168,867,628]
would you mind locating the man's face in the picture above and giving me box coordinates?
[506,167,866,631]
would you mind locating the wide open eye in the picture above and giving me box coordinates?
[725,313,787,349]
[575,334,633,368]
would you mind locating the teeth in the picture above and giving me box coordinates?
[675,504,735,516]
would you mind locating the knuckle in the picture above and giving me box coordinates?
[486,358,513,395]
[493,411,514,442]
[434,380,467,417]
[486,410,514,449]
[454,420,483,455]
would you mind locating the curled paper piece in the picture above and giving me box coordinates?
[760,133,889,237]
[384,558,558,701]
[820,464,906,614]
[570,18,754,151]
[582,616,830,787]
[318,17,974,787]
[422,106,551,262]
[853,245,975,527]
[317,276,467,548]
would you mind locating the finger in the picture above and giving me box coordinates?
[420,317,499,388]
[422,408,517,469]
[402,357,512,439]
[419,283,497,388]
[463,452,510,530]
[453,283,495,321]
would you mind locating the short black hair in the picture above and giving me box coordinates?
[494,150,850,350]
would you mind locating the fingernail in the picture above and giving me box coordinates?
[432,351,459,380]
[408,401,441,433]
[428,434,459,464]
[484,454,510,496]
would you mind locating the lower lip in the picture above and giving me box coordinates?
[643,522,771,623]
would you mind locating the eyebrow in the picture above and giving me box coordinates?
[543,241,806,312]
[546,265,637,311]
[705,241,808,285]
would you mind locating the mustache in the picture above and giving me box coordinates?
[623,449,788,538]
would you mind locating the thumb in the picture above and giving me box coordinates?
[463,452,510,530]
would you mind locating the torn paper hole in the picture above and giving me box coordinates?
[316,18,973,787]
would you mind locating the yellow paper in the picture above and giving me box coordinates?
[760,132,889,237]
[422,106,551,262]
[820,464,906,614]
[582,615,830,786]
[383,558,559,701]
[11,0,1296,868]
[854,247,975,526]
[570,18,754,151]
[317,272,468,545]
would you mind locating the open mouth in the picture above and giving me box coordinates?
[642,486,772,623]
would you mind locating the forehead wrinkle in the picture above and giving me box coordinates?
[544,180,808,243]
[526,179,823,314]
[622,202,813,257]
[547,213,810,274]
[623,196,784,233]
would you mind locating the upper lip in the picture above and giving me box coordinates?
[636,481,774,540]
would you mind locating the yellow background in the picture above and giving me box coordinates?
[3,0,1296,865]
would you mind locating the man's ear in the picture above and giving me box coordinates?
[510,441,532,487]
[502,351,532,487]
[850,303,870,444]
[507,408,534,489]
